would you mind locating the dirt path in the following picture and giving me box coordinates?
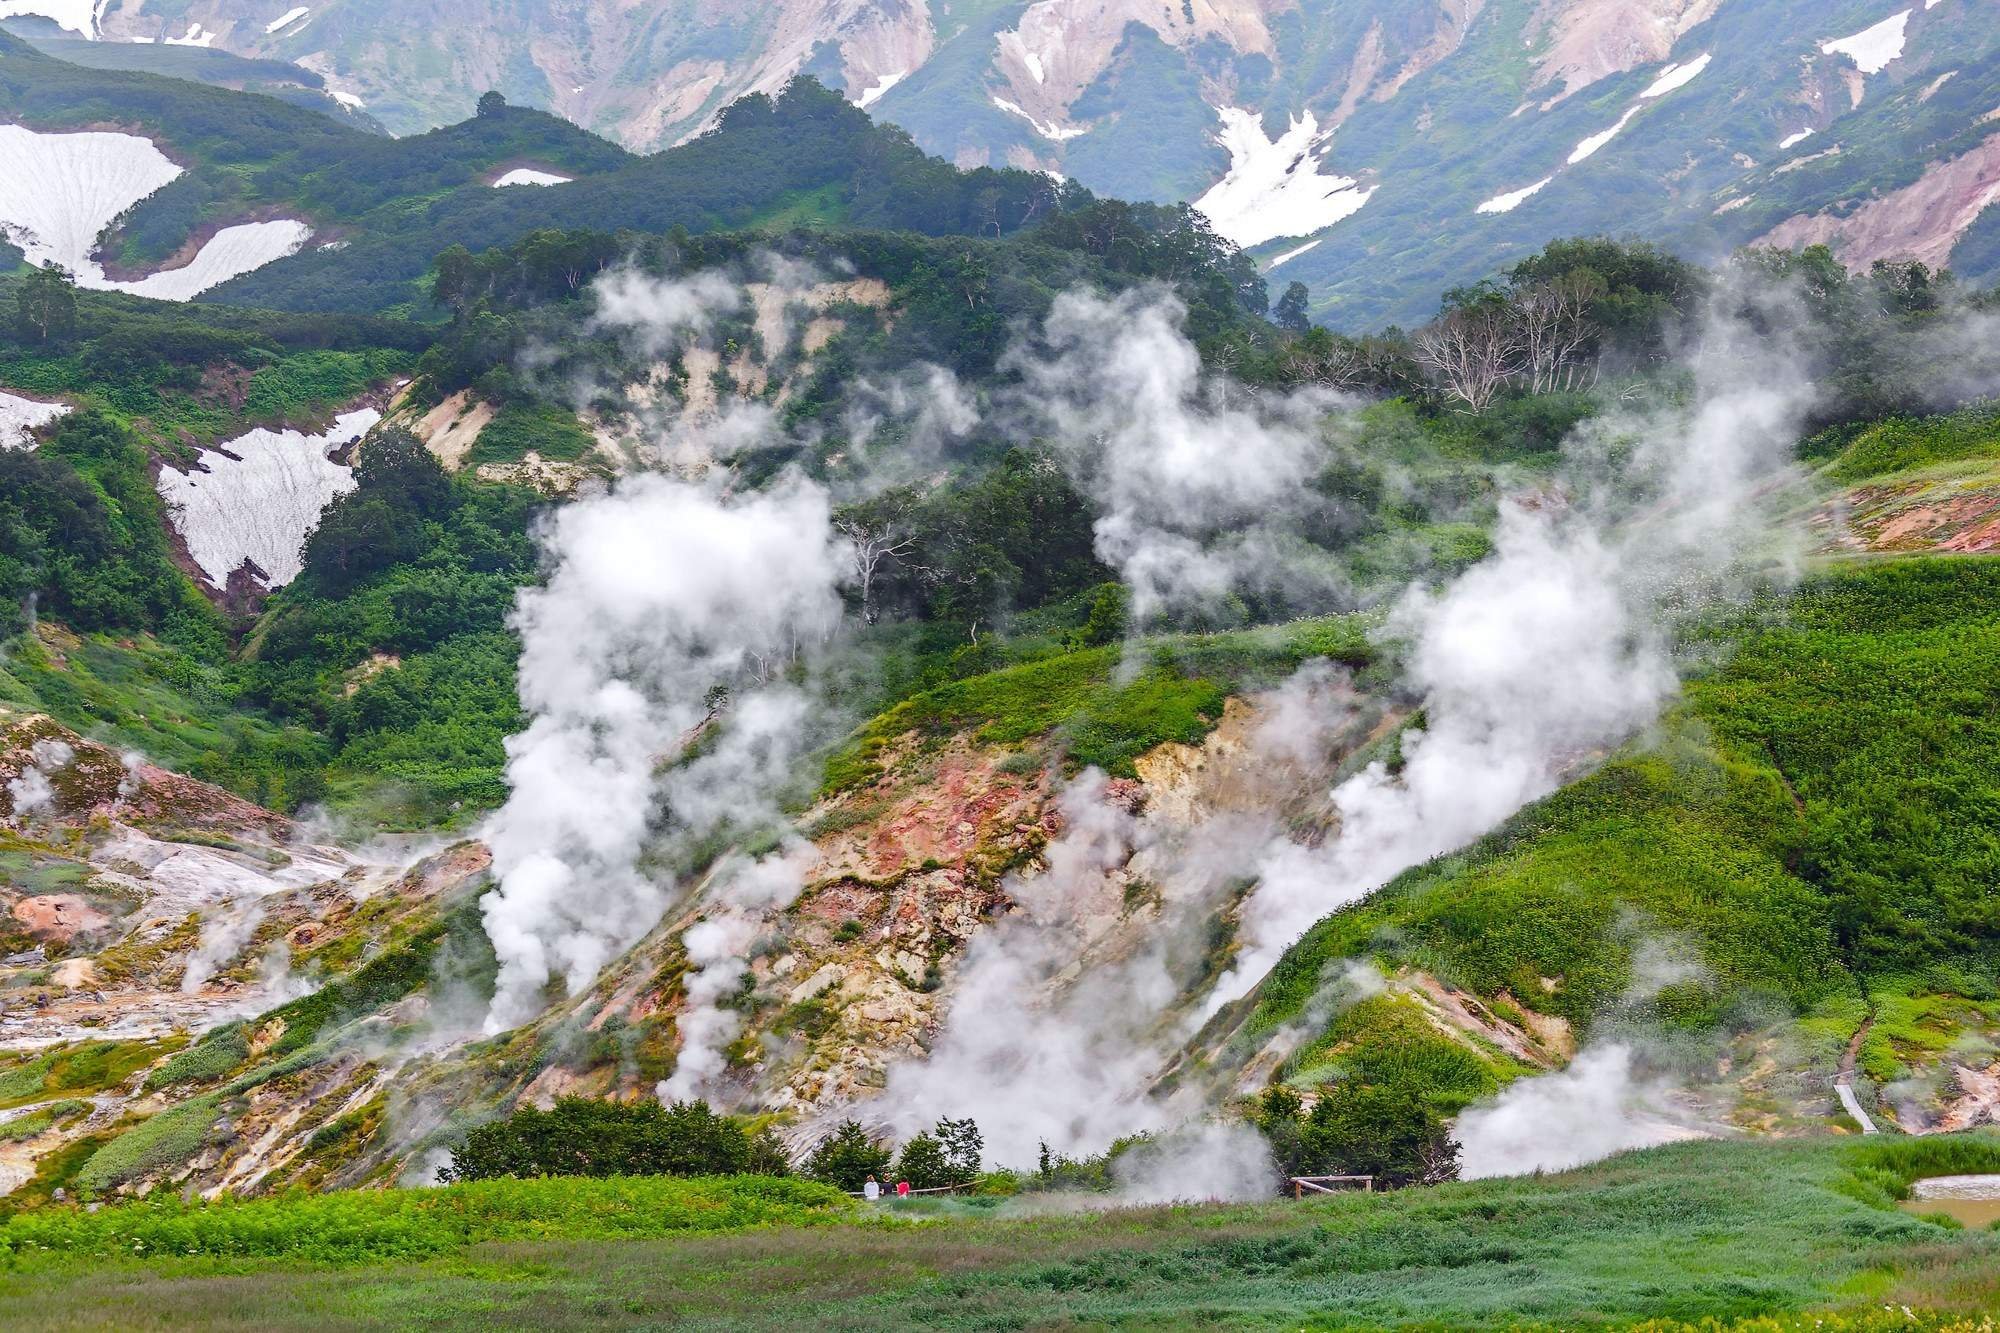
[1836,1014,1879,1134]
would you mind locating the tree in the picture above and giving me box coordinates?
[15,262,77,345]
[1413,298,1522,411]
[935,1116,983,1180]
[1073,582,1127,648]
[355,426,456,519]
[890,1117,983,1189]
[1513,271,1604,394]
[477,90,507,118]
[802,1120,892,1191]
[1274,281,1311,333]
[300,428,457,596]
[834,495,917,626]
[891,1131,950,1189]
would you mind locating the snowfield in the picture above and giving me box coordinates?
[1195,108,1373,249]
[0,125,310,302]
[1821,10,1911,75]
[1267,238,1322,269]
[856,70,905,109]
[1569,108,1640,164]
[117,221,313,301]
[492,168,573,187]
[1477,177,1552,214]
[265,6,309,34]
[157,409,378,590]
[0,392,68,451]
[1779,128,1816,150]
[1642,52,1711,98]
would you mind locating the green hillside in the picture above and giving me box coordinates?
[1250,424,2000,1134]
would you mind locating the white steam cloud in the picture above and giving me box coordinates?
[590,268,744,357]
[1455,1043,1703,1178]
[1004,288,1346,625]
[872,278,1812,1175]
[1208,290,1814,1005]
[7,737,73,821]
[479,473,850,1033]
[659,837,820,1103]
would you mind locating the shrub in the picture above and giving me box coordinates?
[143,1025,249,1091]
[439,1097,775,1183]
[1258,1082,1461,1190]
[73,1094,221,1194]
[0,1175,849,1265]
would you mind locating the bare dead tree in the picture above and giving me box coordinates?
[1413,302,1524,411]
[836,516,915,627]
[1282,332,1393,394]
[1514,271,1604,394]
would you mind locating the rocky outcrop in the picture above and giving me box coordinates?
[1757,134,2000,273]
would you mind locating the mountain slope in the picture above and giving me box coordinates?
[27,0,2000,326]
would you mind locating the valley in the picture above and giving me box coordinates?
[1,17,2000,1328]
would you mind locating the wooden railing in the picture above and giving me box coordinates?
[849,1182,975,1199]
[1290,1174,1374,1198]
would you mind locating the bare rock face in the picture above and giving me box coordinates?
[1758,135,2000,275]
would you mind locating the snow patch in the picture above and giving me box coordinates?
[118,221,312,301]
[1267,238,1321,269]
[328,89,365,109]
[264,6,308,34]
[1477,177,1552,214]
[855,70,905,109]
[1779,127,1815,150]
[1641,52,1711,98]
[165,21,216,47]
[991,96,1085,142]
[1820,10,1911,75]
[0,1,97,38]
[493,167,572,187]
[1194,107,1373,250]
[0,125,309,301]
[1569,107,1640,164]
[157,409,377,590]
[0,392,67,451]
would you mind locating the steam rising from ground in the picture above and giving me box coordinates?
[1004,288,1346,626]
[1209,288,1814,1006]
[478,474,849,1032]
[1455,1043,1702,1177]
[875,279,1813,1173]
[659,837,820,1103]
[480,258,1819,1191]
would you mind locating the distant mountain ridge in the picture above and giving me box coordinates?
[4,0,1998,326]
[0,2,1990,325]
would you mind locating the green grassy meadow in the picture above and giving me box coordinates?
[0,1138,1997,1329]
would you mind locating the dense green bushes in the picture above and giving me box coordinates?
[1256,557,2000,1054]
[1257,1081,1460,1189]
[441,1098,788,1184]
[0,1174,849,1264]
[0,410,218,643]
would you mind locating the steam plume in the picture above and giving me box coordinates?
[479,472,849,1033]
